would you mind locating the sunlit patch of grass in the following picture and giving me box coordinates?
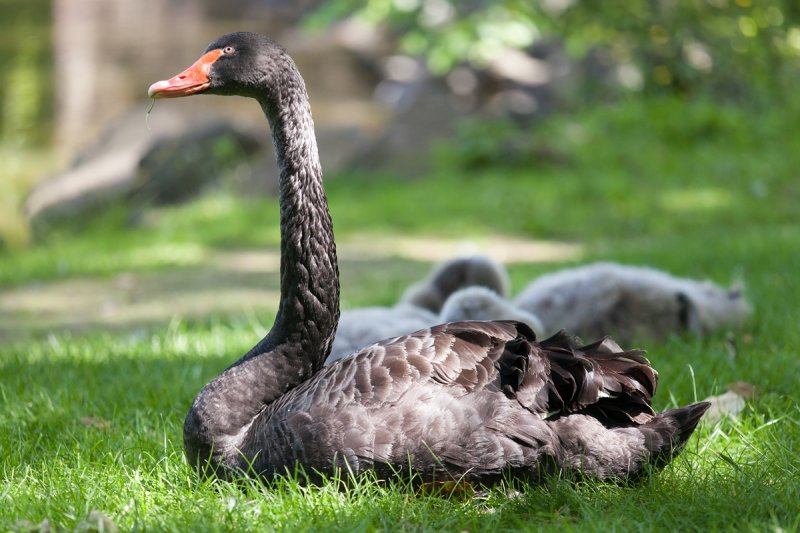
[124,242,209,268]
[658,187,735,213]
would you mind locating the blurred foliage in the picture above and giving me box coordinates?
[0,0,55,249]
[554,0,800,100]
[436,92,786,170]
[0,0,53,146]
[310,0,800,99]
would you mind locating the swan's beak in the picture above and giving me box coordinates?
[148,49,223,98]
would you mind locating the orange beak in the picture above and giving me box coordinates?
[148,49,223,98]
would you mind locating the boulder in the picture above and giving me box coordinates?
[25,105,266,233]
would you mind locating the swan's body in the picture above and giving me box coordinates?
[515,262,750,343]
[150,32,708,483]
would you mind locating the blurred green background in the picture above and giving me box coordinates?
[2,0,799,240]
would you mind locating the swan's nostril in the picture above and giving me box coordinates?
[179,75,187,80]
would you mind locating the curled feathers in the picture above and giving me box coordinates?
[497,330,658,425]
[335,320,659,429]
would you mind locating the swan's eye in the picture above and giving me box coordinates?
[222,46,235,55]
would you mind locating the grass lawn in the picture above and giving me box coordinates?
[1,96,799,531]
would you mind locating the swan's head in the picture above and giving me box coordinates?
[148,32,290,100]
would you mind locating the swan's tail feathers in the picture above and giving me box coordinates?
[641,402,711,468]
[524,331,659,425]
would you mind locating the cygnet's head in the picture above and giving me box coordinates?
[676,281,751,334]
[401,255,510,313]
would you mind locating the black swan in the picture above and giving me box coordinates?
[149,32,710,484]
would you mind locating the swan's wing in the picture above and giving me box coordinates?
[315,320,658,424]
[270,321,662,477]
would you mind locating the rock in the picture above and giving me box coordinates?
[24,105,266,235]
[135,122,264,205]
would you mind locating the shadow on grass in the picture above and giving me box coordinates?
[0,254,439,342]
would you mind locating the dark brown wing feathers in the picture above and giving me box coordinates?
[489,328,658,424]
[363,321,659,426]
[272,319,694,481]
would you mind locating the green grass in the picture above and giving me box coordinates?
[2,96,800,531]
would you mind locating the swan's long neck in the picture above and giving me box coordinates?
[184,57,339,473]
[255,63,339,371]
